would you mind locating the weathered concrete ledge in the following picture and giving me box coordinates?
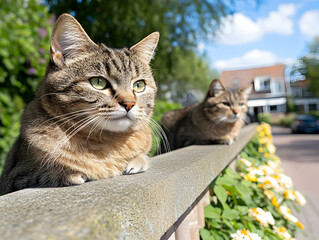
[0,124,257,240]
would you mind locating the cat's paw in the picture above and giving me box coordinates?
[66,172,87,185]
[123,155,149,175]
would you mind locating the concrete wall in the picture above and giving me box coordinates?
[0,124,257,240]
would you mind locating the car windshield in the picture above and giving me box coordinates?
[296,115,316,121]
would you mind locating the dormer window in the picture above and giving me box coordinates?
[254,76,271,91]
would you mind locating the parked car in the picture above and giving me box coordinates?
[291,114,319,133]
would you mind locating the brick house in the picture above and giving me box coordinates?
[219,64,287,120]
[290,79,319,112]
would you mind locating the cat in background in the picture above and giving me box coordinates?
[0,14,160,195]
[160,79,252,151]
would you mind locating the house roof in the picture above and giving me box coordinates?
[219,64,286,89]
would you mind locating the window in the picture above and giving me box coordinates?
[309,104,317,111]
[254,76,271,91]
[270,105,277,112]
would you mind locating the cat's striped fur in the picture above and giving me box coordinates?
[0,14,160,195]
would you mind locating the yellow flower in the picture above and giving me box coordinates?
[273,156,281,162]
[258,147,263,153]
[264,152,270,158]
[264,190,274,199]
[244,173,258,182]
[296,221,305,229]
[271,197,279,208]
[259,132,265,138]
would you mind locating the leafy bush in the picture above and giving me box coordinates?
[149,100,182,156]
[279,113,296,127]
[258,113,271,124]
[308,110,319,119]
[0,0,53,173]
[201,123,306,240]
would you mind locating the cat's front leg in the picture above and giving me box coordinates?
[65,172,88,185]
[123,154,149,175]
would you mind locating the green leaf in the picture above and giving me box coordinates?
[204,205,221,219]
[199,228,212,240]
[222,209,239,220]
[210,229,224,240]
[224,168,241,179]
[213,185,228,205]
[215,175,238,187]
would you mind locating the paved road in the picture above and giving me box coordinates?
[272,126,319,240]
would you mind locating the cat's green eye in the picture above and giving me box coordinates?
[222,102,230,107]
[89,77,108,90]
[133,80,146,92]
[239,102,244,106]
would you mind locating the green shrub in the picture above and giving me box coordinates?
[258,113,271,124]
[149,100,182,156]
[0,0,53,173]
[308,110,319,119]
[279,113,296,127]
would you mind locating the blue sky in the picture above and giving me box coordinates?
[200,0,319,73]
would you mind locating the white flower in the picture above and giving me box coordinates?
[240,158,252,167]
[258,175,283,192]
[278,174,293,189]
[248,207,275,227]
[279,206,298,223]
[259,165,275,175]
[231,229,262,240]
[247,167,265,176]
[273,226,296,240]
[267,143,276,155]
[294,191,306,206]
[284,189,296,200]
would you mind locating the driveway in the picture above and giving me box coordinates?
[272,126,319,240]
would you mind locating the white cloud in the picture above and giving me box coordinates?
[217,13,262,45]
[217,3,296,45]
[258,3,296,35]
[299,10,319,38]
[213,49,293,71]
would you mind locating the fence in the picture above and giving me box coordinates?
[0,124,257,240]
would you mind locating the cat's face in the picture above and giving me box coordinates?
[40,14,159,133]
[203,79,252,124]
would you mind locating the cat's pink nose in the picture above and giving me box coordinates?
[120,100,136,112]
[232,108,239,114]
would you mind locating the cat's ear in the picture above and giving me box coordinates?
[50,13,97,67]
[239,84,253,98]
[209,79,226,97]
[130,32,160,64]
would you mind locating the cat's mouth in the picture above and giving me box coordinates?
[109,115,131,121]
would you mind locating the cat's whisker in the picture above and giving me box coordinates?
[86,116,105,143]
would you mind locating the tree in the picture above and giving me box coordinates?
[292,37,319,97]
[45,0,240,100]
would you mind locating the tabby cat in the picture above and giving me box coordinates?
[161,79,252,151]
[0,14,160,195]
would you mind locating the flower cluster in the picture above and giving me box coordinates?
[240,123,306,231]
[201,123,306,240]
[231,229,262,240]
